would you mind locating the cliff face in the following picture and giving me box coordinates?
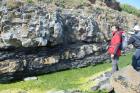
[0,2,140,82]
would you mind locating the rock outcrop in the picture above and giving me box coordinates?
[88,66,140,93]
[0,43,109,82]
[105,0,121,11]
[0,4,139,48]
[0,1,140,82]
[91,71,113,92]
[111,66,140,93]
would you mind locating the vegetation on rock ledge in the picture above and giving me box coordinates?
[121,4,140,17]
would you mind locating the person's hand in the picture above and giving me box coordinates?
[111,54,114,58]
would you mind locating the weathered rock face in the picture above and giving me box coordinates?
[111,66,140,93]
[0,44,109,82]
[0,4,139,48]
[105,0,121,11]
[0,5,102,48]
[91,71,113,92]
[0,3,140,82]
[88,0,96,4]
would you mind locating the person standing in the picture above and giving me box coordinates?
[108,25,124,73]
[128,25,140,71]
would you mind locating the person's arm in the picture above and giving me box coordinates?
[128,36,135,45]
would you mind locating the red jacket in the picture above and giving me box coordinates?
[108,31,124,56]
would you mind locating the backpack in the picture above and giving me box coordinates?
[120,33,128,50]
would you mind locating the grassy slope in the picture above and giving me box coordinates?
[0,53,132,93]
[4,0,89,8]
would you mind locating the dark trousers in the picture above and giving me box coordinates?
[132,49,140,71]
[111,56,119,73]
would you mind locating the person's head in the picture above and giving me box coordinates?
[133,25,140,33]
[111,24,120,32]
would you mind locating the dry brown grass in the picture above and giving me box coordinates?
[5,0,39,8]
[5,0,24,8]
[4,0,92,9]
